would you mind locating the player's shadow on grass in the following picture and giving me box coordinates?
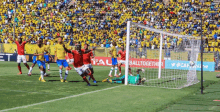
[31,73,39,75]
[48,80,61,82]
[49,70,59,71]
[47,76,60,77]
[68,81,85,83]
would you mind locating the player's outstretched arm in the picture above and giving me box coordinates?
[63,44,73,54]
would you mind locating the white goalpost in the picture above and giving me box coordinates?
[125,21,200,89]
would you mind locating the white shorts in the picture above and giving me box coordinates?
[17,55,27,63]
[84,64,93,69]
[119,60,126,64]
[74,66,89,76]
[67,59,74,63]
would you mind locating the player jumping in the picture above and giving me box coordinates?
[63,43,96,86]
[109,42,119,77]
[83,44,96,83]
[55,37,69,82]
[34,39,48,82]
[9,34,33,75]
[117,45,132,76]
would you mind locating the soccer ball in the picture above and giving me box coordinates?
[189,61,195,66]
[141,77,146,82]
[141,69,145,73]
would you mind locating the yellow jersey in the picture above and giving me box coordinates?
[111,46,117,58]
[45,45,50,54]
[35,45,46,61]
[55,43,66,60]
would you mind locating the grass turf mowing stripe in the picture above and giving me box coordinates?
[0,85,122,112]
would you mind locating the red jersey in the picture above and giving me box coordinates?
[15,41,26,55]
[83,51,93,64]
[118,50,126,60]
[71,49,85,68]
[68,52,73,59]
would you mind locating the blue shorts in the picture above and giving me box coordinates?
[111,58,118,65]
[33,56,37,64]
[56,59,69,68]
[37,60,46,69]
[44,55,50,62]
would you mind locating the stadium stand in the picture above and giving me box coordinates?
[0,0,220,52]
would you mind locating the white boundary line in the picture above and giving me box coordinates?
[0,85,122,112]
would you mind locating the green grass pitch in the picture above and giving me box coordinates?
[0,62,219,112]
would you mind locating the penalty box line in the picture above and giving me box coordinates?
[0,85,122,112]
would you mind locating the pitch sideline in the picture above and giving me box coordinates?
[0,85,122,112]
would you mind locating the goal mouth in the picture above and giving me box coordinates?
[124,21,200,89]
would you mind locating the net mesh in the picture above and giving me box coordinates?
[126,22,200,89]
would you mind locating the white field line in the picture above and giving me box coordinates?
[0,85,122,112]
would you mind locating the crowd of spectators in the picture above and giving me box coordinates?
[0,0,220,51]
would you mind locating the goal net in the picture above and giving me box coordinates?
[125,21,200,89]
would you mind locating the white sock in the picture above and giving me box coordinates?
[47,64,50,70]
[28,67,33,74]
[44,73,47,76]
[109,67,113,75]
[41,71,44,80]
[114,67,118,76]
[59,69,62,79]
[64,70,68,80]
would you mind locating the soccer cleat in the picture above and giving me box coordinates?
[114,74,120,77]
[119,73,122,76]
[102,78,108,82]
[107,79,112,83]
[108,75,113,77]
[60,79,64,82]
[48,69,50,71]
[41,79,46,82]
[87,83,91,86]
[93,80,97,83]
[69,67,72,70]
[39,76,41,81]
[44,74,50,77]
[17,72,22,75]
[64,79,68,82]
[28,73,31,76]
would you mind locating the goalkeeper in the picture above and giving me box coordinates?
[102,69,145,85]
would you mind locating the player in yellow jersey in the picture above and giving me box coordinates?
[44,40,53,71]
[109,42,119,77]
[34,39,48,82]
[55,37,69,82]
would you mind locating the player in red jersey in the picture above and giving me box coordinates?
[83,44,96,83]
[63,43,96,86]
[65,47,74,70]
[117,45,132,76]
[9,34,34,75]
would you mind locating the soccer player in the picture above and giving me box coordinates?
[34,39,47,82]
[44,40,53,71]
[63,43,96,86]
[102,69,144,85]
[55,37,69,82]
[117,45,132,76]
[83,44,96,83]
[109,42,119,77]
[8,34,33,75]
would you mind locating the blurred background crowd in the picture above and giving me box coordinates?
[0,0,220,51]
